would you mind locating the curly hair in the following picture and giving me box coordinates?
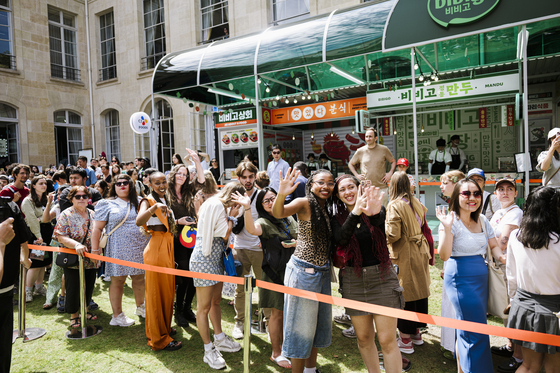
[30,175,48,208]
[517,186,560,249]
[305,169,333,246]
[108,174,139,212]
[167,164,198,218]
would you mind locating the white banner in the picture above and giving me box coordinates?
[367,73,519,110]
[220,127,259,149]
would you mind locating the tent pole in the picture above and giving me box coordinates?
[411,47,419,199]
[522,25,530,198]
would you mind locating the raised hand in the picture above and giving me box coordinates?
[436,206,454,230]
[362,187,384,216]
[232,191,251,210]
[185,148,199,163]
[277,167,300,196]
[351,185,368,215]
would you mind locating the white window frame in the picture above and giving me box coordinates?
[0,0,14,70]
[48,7,80,81]
[189,112,207,154]
[271,0,310,26]
[54,110,83,166]
[99,11,117,81]
[105,110,120,162]
[142,0,166,70]
[200,0,229,44]
[0,102,19,164]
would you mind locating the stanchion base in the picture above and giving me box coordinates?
[65,325,103,340]
[12,328,47,343]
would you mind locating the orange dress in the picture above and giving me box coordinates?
[143,196,175,351]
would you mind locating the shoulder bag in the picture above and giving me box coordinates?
[56,211,91,269]
[483,224,509,319]
[99,202,131,250]
[222,240,243,277]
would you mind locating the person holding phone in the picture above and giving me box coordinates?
[136,172,181,351]
[167,155,205,327]
[537,128,560,188]
[232,187,297,369]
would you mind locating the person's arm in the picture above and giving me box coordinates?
[444,151,452,172]
[186,148,206,184]
[223,205,240,243]
[89,168,97,185]
[21,198,42,240]
[198,151,210,163]
[20,242,31,269]
[232,192,263,236]
[496,224,518,253]
[91,220,107,255]
[42,192,57,222]
[382,152,397,184]
[0,217,15,283]
[136,199,167,226]
[348,152,364,180]
[59,187,72,212]
[271,168,307,219]
[506,237,518,298]
[540,138,560,171]
[331,212,361,246]
[436,207,454,261]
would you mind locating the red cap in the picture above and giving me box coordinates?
[397,158,409,167]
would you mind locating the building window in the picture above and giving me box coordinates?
[54,110,82,166]
[141,0,166,71]
[135,100,174,171]
[0,1,15,70]
[271,0,310,25]
[99,11,117,81]
[105,110,120,161]
[201,0,229,44]
[48,7,80,81]
[189,112,207,154]
[0,102,18,167]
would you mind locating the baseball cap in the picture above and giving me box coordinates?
[467,168,486,180]
[397,158,409,167]
[495,177,516,190]
[548,128,560,139]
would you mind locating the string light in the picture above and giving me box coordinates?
[419,74,424,82]
[311,132,314,140]
[293,98,298,103]
[421,124,425,133]
[276,95,280,100]
[257,77,261,84]
[414,63,419,70]
[265,85,270,93]
[285,98,289,104]
[292,133,295,140]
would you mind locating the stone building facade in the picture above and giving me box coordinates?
[1,0,364,171]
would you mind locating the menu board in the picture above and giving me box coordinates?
[221,127,259,149]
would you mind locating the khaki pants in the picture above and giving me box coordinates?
[380,187,389,207]
[234,249,271,323]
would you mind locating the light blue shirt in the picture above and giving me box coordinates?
[267,158,290,193]
[85,167,97,187]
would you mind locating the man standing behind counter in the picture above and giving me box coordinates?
[348,128,396,207]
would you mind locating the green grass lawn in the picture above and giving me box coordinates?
[11,256,517,372]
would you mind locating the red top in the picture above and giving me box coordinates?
[0,184,30,214]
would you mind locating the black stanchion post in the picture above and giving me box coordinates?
[65,256,102,339]
[12,264,47,343]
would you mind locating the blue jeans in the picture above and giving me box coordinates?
[282,256,332,359]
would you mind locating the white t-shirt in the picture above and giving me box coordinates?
[439,215,495,257]
[232,188,261,251]
[490,204,523,245]
[537,150,560,187]
[507,230,560,298]
[428,149,452,164]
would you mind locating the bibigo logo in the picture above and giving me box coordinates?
[428,0,500,28]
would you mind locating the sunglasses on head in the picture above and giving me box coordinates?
[115,180,129,187]
[459,191,482,198]
[74,194,88,200]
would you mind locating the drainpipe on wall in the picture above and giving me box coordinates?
[85,0,96,158]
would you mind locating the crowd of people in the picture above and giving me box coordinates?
[0,127,559,373]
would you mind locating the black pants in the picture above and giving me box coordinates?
[398,297,428,335]
[174,237,196,314]
[63,268,97,314]
[0,292,13,373]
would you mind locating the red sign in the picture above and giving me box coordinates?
[506,104,514,126]
[479,108,487,129]
[271,97,366,125]
[382,117,392,136]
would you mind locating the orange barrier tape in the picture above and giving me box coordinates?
[31,244,560,347]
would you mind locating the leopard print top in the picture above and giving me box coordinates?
[293,220,331,266]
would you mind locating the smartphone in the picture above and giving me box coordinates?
[185,216,195,222]
[282,240,294,245]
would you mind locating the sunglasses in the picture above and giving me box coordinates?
[459,191,482,198]
[272,151,281,155]
[74,194,88,200]
[262,196,276,205]
[115,180,129,187]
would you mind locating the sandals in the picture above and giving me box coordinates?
[162,340,182,351]
[170,328,177,336]
[270,355,291,369]
[86,312,97,321]
[70,318,80,328]
[43,303,53,310]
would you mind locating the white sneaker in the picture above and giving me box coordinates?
[334,313,352,326]
[33,284,47,297]
[135,303,146,318]
[342,325,357,339]
[203,345,226,370]
[25,289,33,303]
[214,334,241,353]
[232,321,244,339]
[109,312,135,327]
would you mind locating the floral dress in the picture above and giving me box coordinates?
[94,198,149,277]
[53,207,96,270]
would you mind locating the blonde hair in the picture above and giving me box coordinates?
[441,170,466,185]
[217,182,246,206]
[201,170,218,194]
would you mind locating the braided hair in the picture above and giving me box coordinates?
[305,170,333,244]
[149,172,176,235]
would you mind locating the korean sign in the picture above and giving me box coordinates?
[428,0,500,28]
[214,108,257,128]
[367,73,519,110]
[528,101,553,115]
[271,97,366,125]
